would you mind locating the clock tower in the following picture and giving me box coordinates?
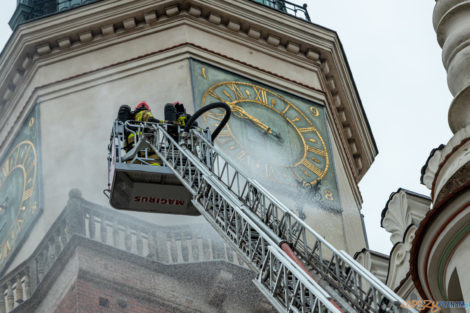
[0,0,377,312]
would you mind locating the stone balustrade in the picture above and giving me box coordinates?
[0,189,243,313]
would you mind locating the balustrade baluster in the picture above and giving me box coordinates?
[59,225,67,251]
[188,236,195,262]
[112,220,120,249]
[54,234,61,259]
[147,231,157,260]
[88,214,96,239]
[100,217,107,244]
[0,287,6,313]
[37,252,45,281]
[47,241,55,270]
[176,235,184,262]
[23,274,30,300]
[169,233,178,263]
[15,276,23,305]
[136,231,143,256]
[124,226,132,252]
[63,218,72,243]
[194,237,202,261]
[155,231,169,263]
[6,282,13,312]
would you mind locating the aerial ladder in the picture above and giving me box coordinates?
[107,103,416,313]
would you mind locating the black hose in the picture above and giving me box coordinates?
[184,102,231,142]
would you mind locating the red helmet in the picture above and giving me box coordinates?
[135,101,150,111]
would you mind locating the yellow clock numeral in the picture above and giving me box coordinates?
[245,89,251,98]
[1,161,9,177]
[307,146,327,156]
[22,187,34,201]
[253,86,268,105]
[281,104,291,115]
[223,90,234,101]
[25,163,35,175]
[302,160,322,177]
[289,117,300,123]
[1,240,12,261]
[22,144,32,163]
[208,90,225,103]
[308,138,317,144]
[14,148,21,166]
[236,150,247,161]
[227,83,245,100]
[299,127,315,133]
[264,164,281,182]
[310,106,319,117]
[324,190,334,201]
[311,157,321,164]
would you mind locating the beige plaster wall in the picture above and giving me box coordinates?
[7,59,198,272]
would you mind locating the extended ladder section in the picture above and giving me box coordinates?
[109,120,416,313]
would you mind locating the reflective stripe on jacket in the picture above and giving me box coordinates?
[135,110,155,122]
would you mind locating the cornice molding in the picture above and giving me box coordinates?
[0,0,376,187]
[421,124,470,201]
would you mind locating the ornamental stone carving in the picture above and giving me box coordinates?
[387,225,417,290]
[381,189,430,246]
[421,145,444,190]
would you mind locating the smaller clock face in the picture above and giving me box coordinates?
[0,110,41,275]
[0,140,38,260]
[0,169,25,239]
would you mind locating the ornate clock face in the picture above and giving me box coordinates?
[0,141,37,237]
[201,81,329,187]
[0,110,41,275]
[190,60,341,214]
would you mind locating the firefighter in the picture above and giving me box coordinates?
[164,102,196,141]
[127,101,162,165]
[133,101,160,123]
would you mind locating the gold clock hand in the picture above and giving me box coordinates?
[231,105,271,132]
[229,104,283,141]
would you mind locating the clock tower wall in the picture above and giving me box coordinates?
[0,0,376,274]
[4,57,198,273]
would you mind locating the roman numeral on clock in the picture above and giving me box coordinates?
[301,159,323,177]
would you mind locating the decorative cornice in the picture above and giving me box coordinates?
[421,124,470,200]
[420,144,445,189]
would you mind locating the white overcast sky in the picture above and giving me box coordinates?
[0,1,453,254]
